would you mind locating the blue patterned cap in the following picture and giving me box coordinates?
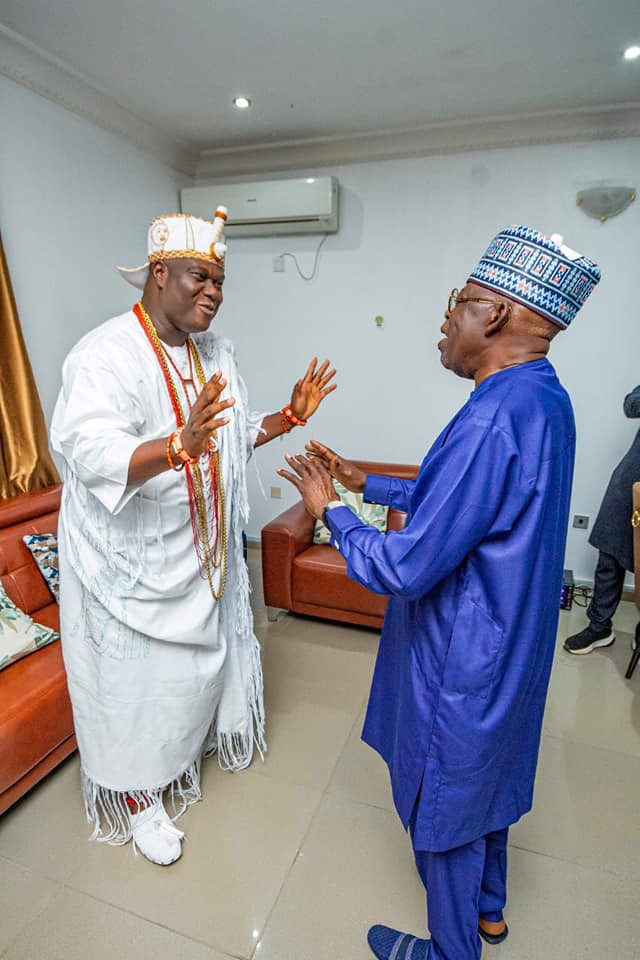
[468,225,601,329]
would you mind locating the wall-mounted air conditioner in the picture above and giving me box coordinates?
[180,176,338,237]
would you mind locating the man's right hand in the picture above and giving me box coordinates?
[182,371,235,457]
[305,440,366,494]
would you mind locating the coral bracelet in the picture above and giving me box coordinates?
[280,405,307,434]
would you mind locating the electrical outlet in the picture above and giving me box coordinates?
[573,514,589,530]
[270,486,282,499]
[273,256,285,272]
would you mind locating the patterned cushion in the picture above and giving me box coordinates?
[313,481,388,544]
[0,582,59,672]
[22,533,59,602]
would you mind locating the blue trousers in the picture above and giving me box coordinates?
[412,823,508,960]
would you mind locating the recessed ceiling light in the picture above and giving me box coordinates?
[624,45,640,60]
[233,96,251,109]
[306,178,315,184]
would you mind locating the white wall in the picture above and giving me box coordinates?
[1,77,636,584]
[0,75,190,421]
[211,139,640,584]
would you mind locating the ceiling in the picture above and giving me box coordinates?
[1,0,639,177]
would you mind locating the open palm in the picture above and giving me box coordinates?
[290,358,337,421]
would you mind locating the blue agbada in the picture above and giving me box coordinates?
[325,358,575,852]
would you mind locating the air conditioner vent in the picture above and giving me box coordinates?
[181,177,339,237]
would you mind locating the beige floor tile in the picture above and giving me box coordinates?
[0,756,89,882]
[66,763,321,958]
[258,685,358,790]
[511,733,640,881]
[253,616,297,655]
[544,628,640,757]
[4,552,639,960]
[255,794,426,960]
[499,845,640,959]
[2,887,230,960]
[0,857,59,955]
[327,710,395,813]
[262,619,377,715]
[255,794,640,960]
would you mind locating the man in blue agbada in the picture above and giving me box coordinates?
[279,225,601,960]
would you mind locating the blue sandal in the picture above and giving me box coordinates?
[367,924,430,960]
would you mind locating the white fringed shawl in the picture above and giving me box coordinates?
[198,334,266,770]
[53,318,266,844]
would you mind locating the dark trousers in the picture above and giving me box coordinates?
[587,551,626,631]
[411,817,508,960]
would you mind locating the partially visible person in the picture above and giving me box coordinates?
[279,225,601,960]
[564,385,640,654]
[51,208,336,865]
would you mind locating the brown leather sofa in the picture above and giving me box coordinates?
[261,460,419,629]
[0,485,76,815]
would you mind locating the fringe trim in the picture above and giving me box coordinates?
[77,335,268,844]
[81,759,202,845]
[205,634,266,772]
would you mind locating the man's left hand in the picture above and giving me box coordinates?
[278,454,336,519]
[290,358,337,421]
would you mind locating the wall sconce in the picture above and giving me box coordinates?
[576,186,636,223]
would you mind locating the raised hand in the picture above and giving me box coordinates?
[290,358,337,421]
[305,440,366,494]
[278,454,337,519]
[182,371,235,457]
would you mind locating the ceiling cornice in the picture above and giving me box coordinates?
[196,102,640,180]
[0,24,198,177]
[2,22,639,183]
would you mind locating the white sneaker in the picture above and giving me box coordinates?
[129,802,184,865]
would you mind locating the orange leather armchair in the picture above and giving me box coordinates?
[0,485,76,815]
[261,460,419,629]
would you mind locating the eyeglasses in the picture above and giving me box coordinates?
[447,288,502,314]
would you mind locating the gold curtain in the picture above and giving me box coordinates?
[0,232,60,498]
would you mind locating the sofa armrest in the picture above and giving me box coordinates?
[261,500,315,611]
[387,508,408,533]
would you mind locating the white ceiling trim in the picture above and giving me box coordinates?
[196,102,640,179]
[2,22,639,183]
[0,24,198,176]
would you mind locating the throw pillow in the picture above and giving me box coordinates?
[313,480,388,544]
[22,533,59,602]
[0,582,59,671]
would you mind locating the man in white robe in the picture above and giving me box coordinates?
[51,209,335,864]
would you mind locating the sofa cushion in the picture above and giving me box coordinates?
[0,505,59,618]
[22,533,59,602]
[293,545,388,618]
[0,582,59,672]
[33,603,60,632]
[0,640,73,794]
[313,481,389,544]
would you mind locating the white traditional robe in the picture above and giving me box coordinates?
[51,310,266,841]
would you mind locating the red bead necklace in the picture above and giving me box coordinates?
[134,302,227,599]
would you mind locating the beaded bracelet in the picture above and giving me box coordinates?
[281,405,307,432]
[166,432,185,471]
[172,428,199,466]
